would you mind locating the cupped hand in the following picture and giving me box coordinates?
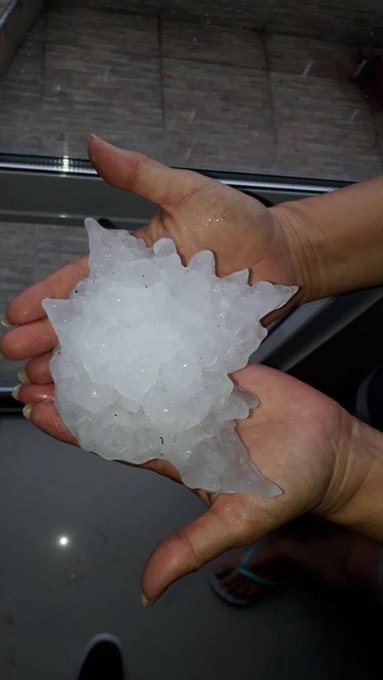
[12,362,358,606]
[1,136,300,362]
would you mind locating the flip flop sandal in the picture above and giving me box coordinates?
[209,538,284,607]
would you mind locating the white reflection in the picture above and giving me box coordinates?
[62,154,70,172]
[57,535,70,547]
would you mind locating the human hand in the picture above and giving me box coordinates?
[1,136,301,362]
[10,361,374,606]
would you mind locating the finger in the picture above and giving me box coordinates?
[5,257,88,326]
[134,226,153,245]
[135,212,165,246]
[261,289,301,327]
[141,458,181,484]
[141,499,247,604]
[1,318,57,360]
[15,382,54,405]
[27,401,77,445]
[88,136,206,210]
[23,352,53,384]
[231,362,283,394]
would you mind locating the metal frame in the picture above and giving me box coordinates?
[0,153,351,228]
[0,153,347,192]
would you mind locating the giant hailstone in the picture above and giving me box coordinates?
[43,218,297,496]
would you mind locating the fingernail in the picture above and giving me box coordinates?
[22,403,32,420]
[142,594,153,609]
[89,133,99,140]
[12,384,21,400]
[18,368,30,384]
[0,312,12,328]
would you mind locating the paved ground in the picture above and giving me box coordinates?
[0,0,382,179]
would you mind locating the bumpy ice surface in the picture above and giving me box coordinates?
[43,218,296,495]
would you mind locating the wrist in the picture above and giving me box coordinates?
[247,206,305,323]
[318,414,383,542]
[270,202,325,303]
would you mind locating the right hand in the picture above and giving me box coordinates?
[13,363,379,608]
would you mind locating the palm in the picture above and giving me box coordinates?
[5,361,349,604]
[88,137,297,281]
[137,173,293,284]
[139,364,348,602]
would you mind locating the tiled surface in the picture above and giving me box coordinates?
[46,7,159,56]
[161,20,266,68]
[265,33,357,80]
[0,1,382,179]
[48,0,162,15]
[42,45,162,144]
[162,0,383,44]
[270,72,382,179]
[162,0,275,30]
[266,0,379,45]
[163,57,276,170]
[42,7,162,156]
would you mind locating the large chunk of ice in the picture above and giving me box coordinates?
[43,218,297,495]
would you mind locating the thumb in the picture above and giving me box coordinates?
[141,498,260,605]
[88,136,206,210]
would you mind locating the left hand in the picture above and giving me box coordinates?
[1,136,301,368]
[6,359,364,607]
